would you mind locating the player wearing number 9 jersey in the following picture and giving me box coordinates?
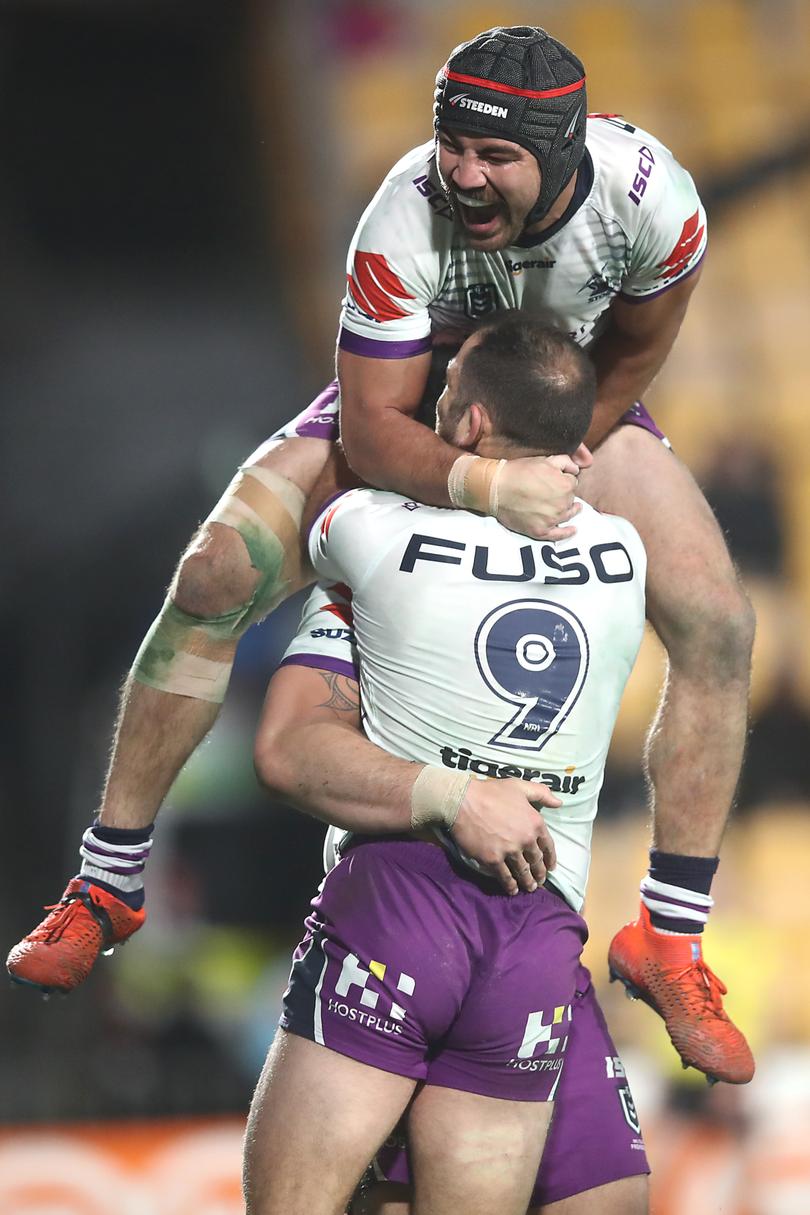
[306,452,644,914]
[244,316,650,1215]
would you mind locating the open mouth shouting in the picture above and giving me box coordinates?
[453,190,504,238]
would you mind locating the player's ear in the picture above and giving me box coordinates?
[456,401,488,449]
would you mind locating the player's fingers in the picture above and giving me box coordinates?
[506,852,538,893]
[539,523,578,541]
[522,842,547,886]
[536,828,557,873]
[490,861,520,896]
[546,454,580,476]
[533,503,581,541]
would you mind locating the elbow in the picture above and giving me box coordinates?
[254,730,294,800]
[339,418,374,482]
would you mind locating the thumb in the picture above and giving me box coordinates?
[524,782,563,809]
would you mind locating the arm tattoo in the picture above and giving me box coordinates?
[315,671,360,714]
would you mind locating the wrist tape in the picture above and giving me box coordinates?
[448,454,507,516]
[410,765,472,830]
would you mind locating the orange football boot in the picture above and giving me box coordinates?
[7,878,145,995]
[608,903,754,1084]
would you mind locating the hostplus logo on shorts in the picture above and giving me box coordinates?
[507,1003,572,1071]
[327,952,415,1036]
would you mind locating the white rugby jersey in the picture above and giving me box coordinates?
[290,489,646,911]
[338,116,706,360]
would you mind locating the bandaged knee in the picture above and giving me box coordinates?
[132,466,305,703]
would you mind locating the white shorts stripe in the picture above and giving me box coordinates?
[313,943,329,1046]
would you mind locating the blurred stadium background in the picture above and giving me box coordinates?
[2,1,810,1211]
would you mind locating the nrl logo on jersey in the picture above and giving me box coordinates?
[448,93,509,120]
[465,282,498,318]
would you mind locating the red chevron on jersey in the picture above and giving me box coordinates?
[655,210,704,280]
[347,252,415,323]
[321,502,343,540]
[319,582,354,627]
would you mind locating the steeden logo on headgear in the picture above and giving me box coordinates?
[448,92,509,120]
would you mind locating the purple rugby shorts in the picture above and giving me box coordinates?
[374,966,650,1206]
[281,838,588,1102]
[270,377,668,446]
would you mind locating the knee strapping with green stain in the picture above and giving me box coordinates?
[132,466,305,702]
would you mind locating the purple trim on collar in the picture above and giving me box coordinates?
[306,490,351,547]
[279,654,358,681]
[619,250,705,305]
[338,328,433,359]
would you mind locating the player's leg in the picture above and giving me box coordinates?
[579,422,754,858]
[578,423,755,1079]
[8,393,339,992]
[100,431,334,829]
[408,1084,553,1215]
[359,968,650,1215]
[244,1028,415,1215]
[407,875,584,1215]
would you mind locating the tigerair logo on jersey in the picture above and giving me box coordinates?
[507,1003,573,1071]
[347,251,415,324]
[327,952,416,1035]
[505,257,556,274]
[448,92,509,120]
[439,745,587,795]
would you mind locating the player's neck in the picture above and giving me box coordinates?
[473,438,550,462]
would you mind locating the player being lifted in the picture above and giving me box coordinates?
[9,26,754,1084]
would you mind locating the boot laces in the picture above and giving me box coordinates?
[35,891,98,944]
[669,958,728,1018]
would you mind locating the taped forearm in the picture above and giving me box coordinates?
[259,719,418,831]
[258,721,471,836]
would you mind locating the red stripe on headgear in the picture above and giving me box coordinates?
[444,69,585,100]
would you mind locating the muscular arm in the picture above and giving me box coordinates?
[254,663,559,892]
[338,347,460,505]
[255,664,421,832]
[586,266,702,448]
[337,348,581,537]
